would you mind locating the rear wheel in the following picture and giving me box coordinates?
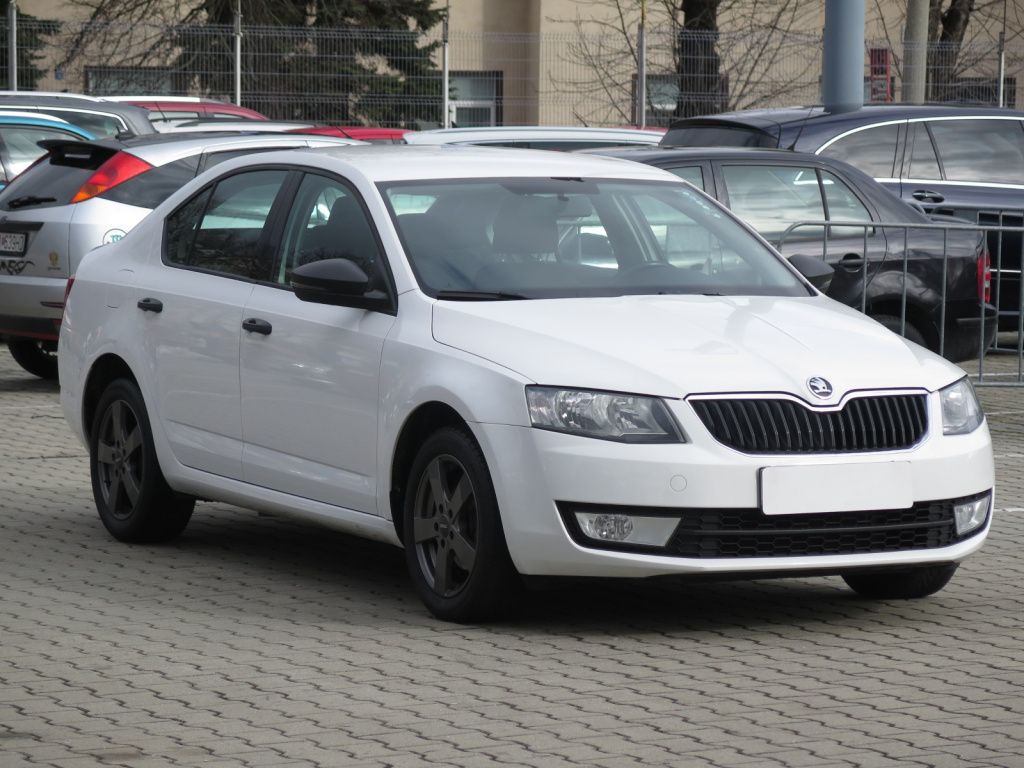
[873,314,929,351]
[90,378,195,543]
[842,564,959,599]
[8,337,59,380]
[404,426,523,622]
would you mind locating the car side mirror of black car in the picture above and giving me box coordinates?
[291,258,396,314]
[787,253,834,293]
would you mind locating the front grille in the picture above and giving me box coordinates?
[558,494,988,560]
[690,394,927,454]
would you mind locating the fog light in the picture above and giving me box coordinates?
[954,494,990,536]
[575,512,679,547]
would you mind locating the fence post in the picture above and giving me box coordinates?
[234,0,242,106]
[7,0,16,91]
[637,21,646,128]
[442,9,450,128]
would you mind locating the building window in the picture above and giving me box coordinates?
[450,71,502,127]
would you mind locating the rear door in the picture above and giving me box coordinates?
[139,167,292,480]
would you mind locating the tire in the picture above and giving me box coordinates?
[872,314,930,351]
[89,378,195,543]
[404,426,524,622]
[842,563,959,600]
[8,337,59,380]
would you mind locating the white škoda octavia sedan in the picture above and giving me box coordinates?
[59,145,994,622]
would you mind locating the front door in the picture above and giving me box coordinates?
[239,173,396,513]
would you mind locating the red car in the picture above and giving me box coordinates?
[288,125,412,143]
[105,97,268,125]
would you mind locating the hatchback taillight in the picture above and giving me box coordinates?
[64,274,75,307]
[70,152,154,203]
[979,249,992,304]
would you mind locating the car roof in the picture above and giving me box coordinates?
[585,145,832,163]
[156,119,319,133]
[0,93,156,134]
[0,111,95,137]
[205,143,683,183]
[664,104,1024,149]
[404,126,666,144]
[42,131,365,167]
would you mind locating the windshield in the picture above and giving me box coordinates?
[381,176,811,299]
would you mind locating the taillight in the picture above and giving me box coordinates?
[64,274,75,308]
[70,152,154,203]
[979,249,992,304]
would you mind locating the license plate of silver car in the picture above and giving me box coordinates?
[0,232,26,254]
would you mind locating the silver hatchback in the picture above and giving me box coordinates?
[0,131,363,378]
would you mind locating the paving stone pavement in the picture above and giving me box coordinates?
[2,345,1024,768]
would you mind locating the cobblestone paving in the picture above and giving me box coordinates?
[2,346,1024,768]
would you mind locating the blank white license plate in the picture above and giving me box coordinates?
[760,462,913,516]
[0,232,25,254]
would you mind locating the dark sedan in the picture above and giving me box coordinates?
[587,146,996,363]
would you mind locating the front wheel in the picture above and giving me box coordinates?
[7,337,59,380]
[404,426,523,622]
[842,563,959,599]
[90,378,195,543]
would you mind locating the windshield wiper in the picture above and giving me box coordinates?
[7,195,57,209]
[435,290,531,301]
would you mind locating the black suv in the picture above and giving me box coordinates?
[661,105,1024,330]
[588,145,996,363]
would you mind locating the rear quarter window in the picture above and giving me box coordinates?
[99,156,201,210]
[818,123,900,179]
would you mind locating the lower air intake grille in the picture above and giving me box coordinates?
[690,394,927,454]
[667,500,967,558]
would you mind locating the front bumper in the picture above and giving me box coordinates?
[476,403,994,578]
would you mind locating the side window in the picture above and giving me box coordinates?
[928,119,1024,184]
[820,170,873,238]
[819,124,900,179]
[665,165,705,190]
[45,109,126,139]
[906,122,941,180]
[274,174,381,286]
[165,169,288,281]
[722,164,825,241]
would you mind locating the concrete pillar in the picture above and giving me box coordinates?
[822,0,865,113]
[903,0,929,103]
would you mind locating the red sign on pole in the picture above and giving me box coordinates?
[870,47,892,102]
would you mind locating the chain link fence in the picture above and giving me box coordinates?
[4,19,1024,127]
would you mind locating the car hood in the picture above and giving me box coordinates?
[431,294,960,402]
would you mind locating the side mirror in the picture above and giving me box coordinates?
[787,253,834,292]
[290,258,396,314]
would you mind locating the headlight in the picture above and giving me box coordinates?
[526,386,685,443]
[940,377,984,435]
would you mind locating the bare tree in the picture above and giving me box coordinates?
[869,0,1018,104]
[552,0,821,127]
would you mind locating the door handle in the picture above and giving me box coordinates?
[911,190,945,204]
[137,297,163,313]
[242,317,273,335]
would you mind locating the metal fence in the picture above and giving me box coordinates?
[7,19,1024,128]
[778,218,1024,386]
